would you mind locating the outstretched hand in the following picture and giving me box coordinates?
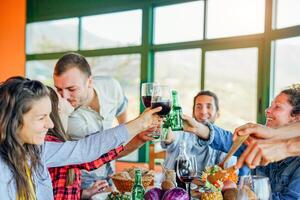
[81,180,109,198]
[137,126,161,142]
[236,137,288,169]
[181,114,210,140]
[182,114,201,133]
[233,123,274,141]
[138,107,163,131]
[125,107,163,136]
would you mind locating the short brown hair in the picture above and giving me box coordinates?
[54,52,91,77]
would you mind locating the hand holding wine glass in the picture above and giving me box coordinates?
[149,85,172,139]
[151,85,172,117]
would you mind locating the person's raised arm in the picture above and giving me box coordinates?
[236,136,300,169]
[181,115,210,140]
[117,110,127,124]
[233,122,300,168]
[116,127,159,158]
[45,107,162,167]
[125,107,162,137]
[233,122,300,140]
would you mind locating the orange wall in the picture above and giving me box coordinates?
[0,0,26,82]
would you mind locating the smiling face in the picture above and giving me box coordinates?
[193,95,219,123]
[265,93,298,128]
[19,97,54,145]
[53,67,92,108]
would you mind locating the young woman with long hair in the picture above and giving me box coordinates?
[0,76,161,200]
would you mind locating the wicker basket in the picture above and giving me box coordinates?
[112,176,154,193]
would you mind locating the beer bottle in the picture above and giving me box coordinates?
[131,169,145,200]
[170,90,183,131]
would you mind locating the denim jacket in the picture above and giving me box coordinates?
[199,123,300,200]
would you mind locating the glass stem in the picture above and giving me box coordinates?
[187,183,191,200]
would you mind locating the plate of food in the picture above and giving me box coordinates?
[196,165,239,200]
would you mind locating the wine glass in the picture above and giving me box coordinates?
[151,85,172,117]
[237,175,272,200]
[141,82,161,139]
[176,155,197,200]
[151,85,172,139]
[141,82,156,108]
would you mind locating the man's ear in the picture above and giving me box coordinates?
[87,76,93,88]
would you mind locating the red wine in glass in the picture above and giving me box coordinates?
[176,155,197,200]
[151,100,171,117]
[142,96,152,108]
[179,175,194,183]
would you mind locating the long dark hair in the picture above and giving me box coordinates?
[47,86,70,141]
[0,76,49,199]
[46,86,75,185]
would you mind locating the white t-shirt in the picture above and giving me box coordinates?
[66,76,128,187]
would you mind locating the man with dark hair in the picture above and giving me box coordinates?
[192,90,220,123]
[53,52,128,190]
[161,90,237,188]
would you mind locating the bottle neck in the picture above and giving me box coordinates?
[172,91,180,107]
[134,171,142,185]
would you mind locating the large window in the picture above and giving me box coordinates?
[275,0,300,29]
[26,18,78,54]
[207,0,265,39]
[82,10,142,49]
[154,49,201,116]
[273,37,300,95]
[26,60,56,85]
[205,48,258,131]
[154,1,204,44]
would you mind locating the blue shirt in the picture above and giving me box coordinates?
[200,123,300,200]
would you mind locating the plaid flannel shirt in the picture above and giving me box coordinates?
[45,135,123,200]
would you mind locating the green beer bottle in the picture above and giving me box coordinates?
[131,169,145,200]
[170,90,184,131]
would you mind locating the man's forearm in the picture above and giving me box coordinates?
[194,123,210,140]
[286,136,300,157]
[274,122,300,139]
